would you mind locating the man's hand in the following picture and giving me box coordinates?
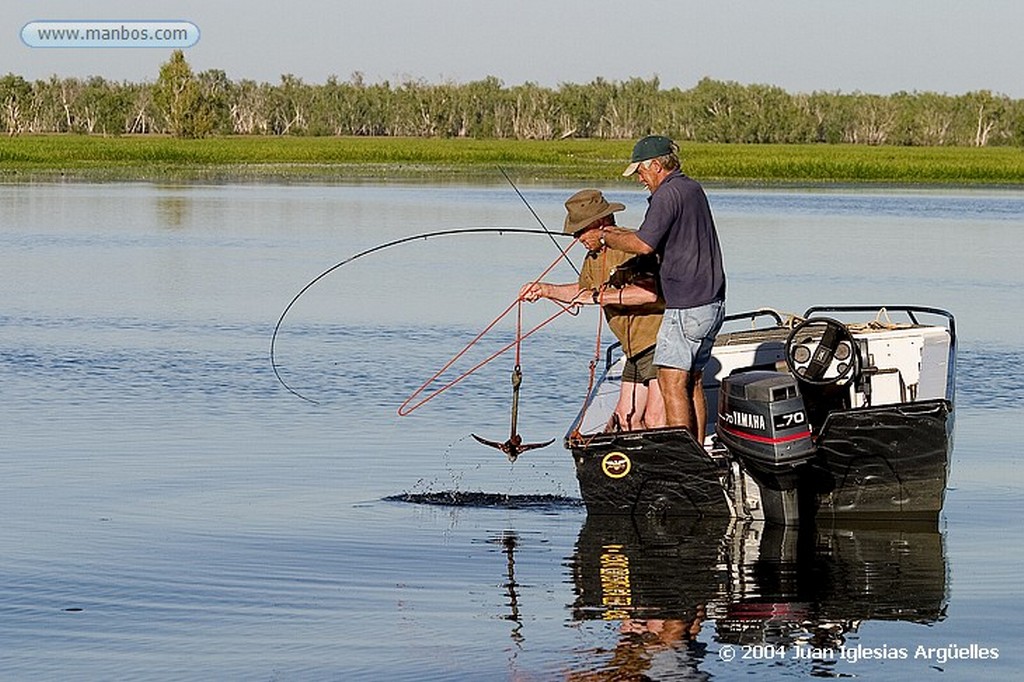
[518,281,547,302]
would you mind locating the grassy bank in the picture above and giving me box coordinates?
[2,135,1023,185]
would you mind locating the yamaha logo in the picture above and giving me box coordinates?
[601,452,632,479]
[723,410,766,431]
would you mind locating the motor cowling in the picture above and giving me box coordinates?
[717,371,815,491]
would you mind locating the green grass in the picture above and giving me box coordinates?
[1,135,1023,185]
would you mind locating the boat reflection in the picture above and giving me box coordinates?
[568,514,946,676]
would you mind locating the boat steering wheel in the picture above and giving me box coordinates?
[785,317,860,386]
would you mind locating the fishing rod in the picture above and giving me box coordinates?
[270,226,576,404]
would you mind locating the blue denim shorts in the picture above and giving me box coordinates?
[653,301,725,372]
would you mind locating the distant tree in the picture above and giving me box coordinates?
[25,76,68,133]
[0,73,33,135]
[229,79,268,134]
[846,94,898,145]
[686,78,747,142]
[907,91,958,146]
[196,69,233,135]
[453,76,504,137]
[124,83,156,134]
[1010,99,1024,146]
[963,90,1005,147]
[74,76,132,135]
[557,80,604,138]
[267,74,309,135]
[153,50,215,137]
[604,77,659,139]
[795,91,848,143]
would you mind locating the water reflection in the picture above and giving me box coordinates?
[490,531,525,648]
[155,194,191,229]
[568,515,946,678]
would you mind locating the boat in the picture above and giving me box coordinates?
[565,305,956,525]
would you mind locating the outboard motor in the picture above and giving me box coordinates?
[717,371,815,524]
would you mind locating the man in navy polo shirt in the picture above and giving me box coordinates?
[599,135,726,443]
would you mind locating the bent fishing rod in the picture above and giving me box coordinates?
[270,226,577,405]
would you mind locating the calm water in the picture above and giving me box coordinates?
[2,181,1023,681]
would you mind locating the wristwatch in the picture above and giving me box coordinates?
[592,288,601,305]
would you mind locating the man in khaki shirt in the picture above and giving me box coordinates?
[519,189,665,430]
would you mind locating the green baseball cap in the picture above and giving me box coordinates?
[622,135,677,176]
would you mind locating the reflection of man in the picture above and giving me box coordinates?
[567,607,708,681]
[600,136,726,443]
[519,189,665,430]
[620,612,705,643]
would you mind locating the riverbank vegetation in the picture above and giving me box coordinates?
[2,51,1023,184]
[3,135,1023,185]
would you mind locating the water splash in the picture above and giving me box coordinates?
[385,490,582,510]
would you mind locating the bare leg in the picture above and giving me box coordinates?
[614,381,648,431]
[691,371,707,444]
[658,367,696,432]
[642,379,666,428]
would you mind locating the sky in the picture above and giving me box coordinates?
[7,0,1024,98]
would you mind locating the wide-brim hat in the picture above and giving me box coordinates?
[622,135,677,176]
[563,189,625,235]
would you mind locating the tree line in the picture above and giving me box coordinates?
[2,50,1022,146]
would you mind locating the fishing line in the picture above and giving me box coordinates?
[498,165,580,278]
[270,227,577,404]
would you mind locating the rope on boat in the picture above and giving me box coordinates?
[568,249,610,440]
[846,307,914,332]
[568,288,607,443]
